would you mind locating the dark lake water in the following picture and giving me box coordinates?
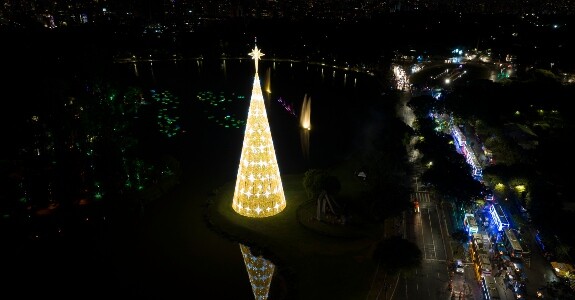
[109,57,388,174]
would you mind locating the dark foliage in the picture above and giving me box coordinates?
[372,236,422,275]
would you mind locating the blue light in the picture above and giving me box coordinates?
[489,204,509,232]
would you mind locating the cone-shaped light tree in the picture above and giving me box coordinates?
[232,44,286,217]
[239,243,275,300]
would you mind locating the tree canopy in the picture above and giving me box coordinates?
[372,236,422,275]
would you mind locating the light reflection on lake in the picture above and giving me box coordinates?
[239,243,276,300]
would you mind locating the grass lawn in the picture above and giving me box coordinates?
[207,164,387,299]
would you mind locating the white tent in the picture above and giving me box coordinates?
[316,190,341,222]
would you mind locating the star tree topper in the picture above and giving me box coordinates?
[249,45,264,73]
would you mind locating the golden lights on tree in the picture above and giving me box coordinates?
[239,243,275,300]
[232,45,286,217]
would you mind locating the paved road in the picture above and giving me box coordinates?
[397,192,452,300]
[367,192,459,300]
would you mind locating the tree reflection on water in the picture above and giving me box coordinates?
[239,243,276,300]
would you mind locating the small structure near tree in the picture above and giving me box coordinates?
[316,190,343,224]
[356,170,367,181]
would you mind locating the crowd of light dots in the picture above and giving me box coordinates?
[239,244,275,300]
[150,90,182,138]
[122,158,151,191]
[196,90,247,129]
[411,64,424,74]
[232,74,286,218]
[392,64,410,91]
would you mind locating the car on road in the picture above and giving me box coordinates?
[513,281,527,299]
[455,260,465,274]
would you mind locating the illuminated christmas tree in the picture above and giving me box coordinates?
[232,44,286,218]
[239,243,275,300]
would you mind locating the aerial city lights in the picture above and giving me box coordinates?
[232,45,287,218]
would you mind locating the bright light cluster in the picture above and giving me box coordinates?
[299,94,311,160]
[232,46,286,217]
[410,64,424,74]
[392,64,410,91]
[300,94,311,130]
[240,243,275,300]
[450,123,482,179]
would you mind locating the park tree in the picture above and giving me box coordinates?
[407,95,437,120]
[483,134,525,166]
[358,116,413,221]
[302,169,341,201]
[451,229,468,258]
[372,236,422,275]
[414,116,483,203]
